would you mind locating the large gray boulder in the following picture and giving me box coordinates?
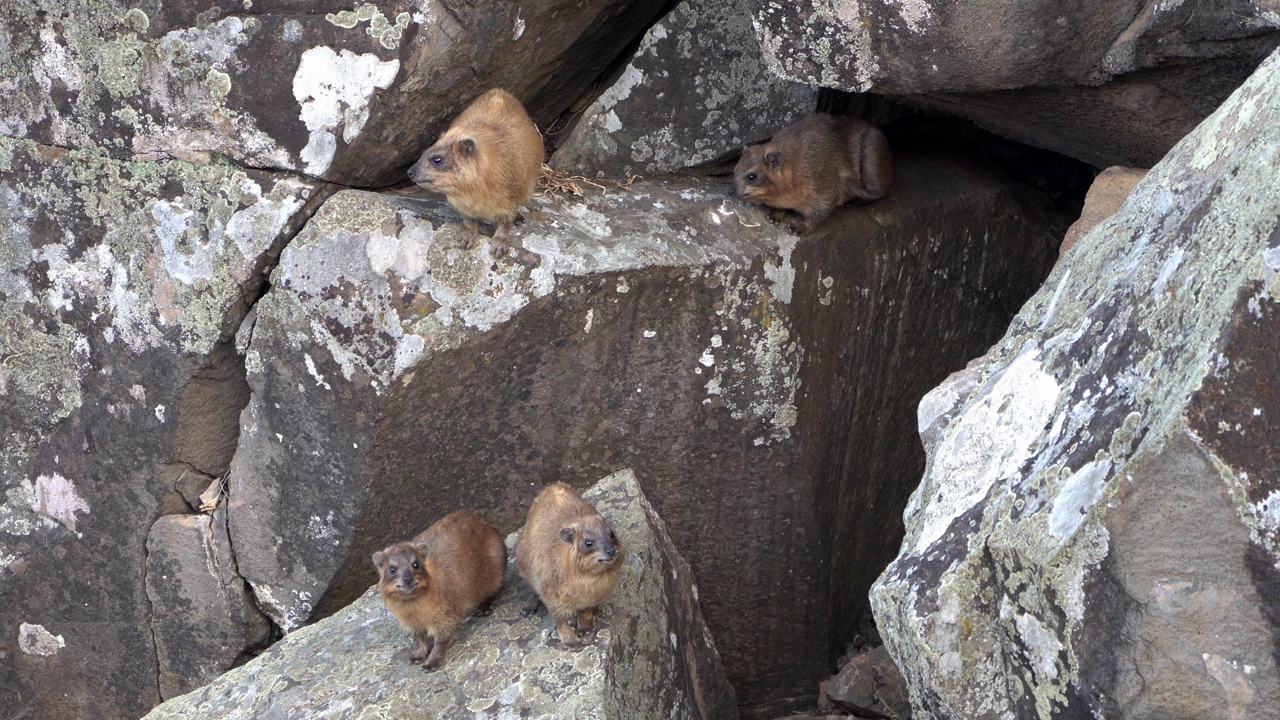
[871,48,1280,718]
[0,0,670,186]
[225,150,1060,715]
[746,0,1280,167]
[144,469,739,720]
[0,135,326,718]
[550,0,815,178]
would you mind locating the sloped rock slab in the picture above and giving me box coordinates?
[871,48,1280,718]
[0,136,325,717]
[145,470,738,719]
[551,0,815,177]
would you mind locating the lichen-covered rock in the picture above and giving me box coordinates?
[146,508,272,700]
[1058,165,1146,258]
[871,48,1280,719]
[745,0,1280,167]
[225,149,1060,714]
[550,0,815,178]
[144,469,738,719]
[0,136,326,718]
[0,0,670,186]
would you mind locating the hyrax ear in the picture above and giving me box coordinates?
[766,150,783,169]
[458,138,476,157]
[414,542,430,557]
[371,551,384,569]
[558,526,576,543]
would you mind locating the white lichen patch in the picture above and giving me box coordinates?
[293,47,400,175]
[29,473,90,533]
[1047,459,1113,540]
[911,348,1060,554]
[18,622,65,656]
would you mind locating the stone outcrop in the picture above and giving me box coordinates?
[550,0,815,178]
[144,470,738,720]
[820,645,911,719]
[224,148,1061,716]
[1059,166,1147,257]
[746,0,1280,167]
[0,135,328,718]
[872,48,1280,718]
[0,0,670,186]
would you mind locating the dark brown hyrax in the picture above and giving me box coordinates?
[516,482,625,648]
[407,88,544,257]
[733,113,893,235]
[372,509,506,670]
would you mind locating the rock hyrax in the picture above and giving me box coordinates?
[372,509,506,670]
[733,113,893,235]
[516,482,624,648]
[408,88,544,257]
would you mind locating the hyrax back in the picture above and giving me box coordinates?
[733,113,893,235]
[372,509,506,670]
[516,482,624,648]
[407,88,544,257]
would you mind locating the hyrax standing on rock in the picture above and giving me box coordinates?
[373,509,506,670]
[407,88,544,257]
[733,113,893,235]
[516,482,625,648]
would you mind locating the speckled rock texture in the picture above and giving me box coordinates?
[144,470,739,720]
[224,148,1059,716]
[871,48,1280,719]
[550,0,815,178]
[0,0,670,186]
[0,136,328,717]
[745,0,1280,167]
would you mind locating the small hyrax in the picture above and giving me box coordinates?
[516,482,625,648]
[733,113,893,235]
[408,88,544,257]
[372,509,506,670]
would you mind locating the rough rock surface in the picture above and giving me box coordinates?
[0,135,327,718]
[820,645,911,719]
[1059,166,1147,257]
[746,0,1280,167]
[146,508,272,700]
[225,149,1059,715]
[0,0,670,186]
[144,469,738,720]
[871,48,1280,719]
[550,0,815,178]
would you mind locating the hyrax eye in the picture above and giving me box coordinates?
[583,539,594,548]
[412,561,420,570]
[387,565,397,575]
[430,155,444,165]
[746,172,758,183]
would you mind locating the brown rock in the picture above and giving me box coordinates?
[1059,166,1148,257]
[820,645,911,719]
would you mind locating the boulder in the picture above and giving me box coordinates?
[0,0,670,186]
[143,469,739,719]
[0,135,327,718]
[550,0,815,178]
[225,149,1061,715]
[820,645,912,719]
[145,508,273,700]
[1059,166,1147,257]
[745,0,1280,167]
[871,48,1280,718]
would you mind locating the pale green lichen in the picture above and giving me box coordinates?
[325,4,411,49]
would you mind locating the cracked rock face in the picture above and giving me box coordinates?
[745,0,1280,167]
[0,136,325,718]
[226,150,1059,714]
[871,48,1280,719]
[144,469,739,720]
[0,0,671,186]
[550,0,815,178]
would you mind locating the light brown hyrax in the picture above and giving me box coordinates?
[407,88,544,257]
[516,482,624,648]
[733,113,893,235]
[373,509,506,670]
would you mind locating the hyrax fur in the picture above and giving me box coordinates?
[733,113,893,235]
[408,88,544,257]
[516,482,625,648]
[373,509,506,670]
